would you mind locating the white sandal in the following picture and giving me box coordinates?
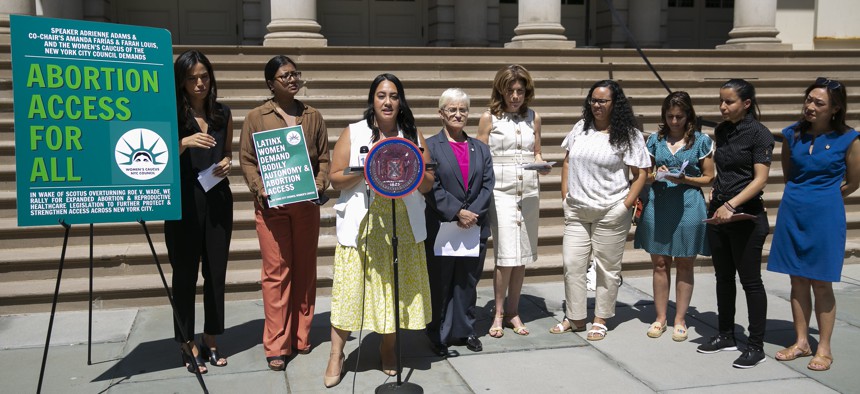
[587,323,608,341]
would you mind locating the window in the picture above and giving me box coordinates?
[668,0,694,7]
[706,0,733,8]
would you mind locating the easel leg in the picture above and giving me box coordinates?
[138,220,208,394]
[36,220,71,394]
[88,223,93,365]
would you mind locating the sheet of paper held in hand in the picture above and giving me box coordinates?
[655,160,689,182]
[519,161,556,170]
[434,222,480,257]
[702,213,757,224]
[197,162,226,192]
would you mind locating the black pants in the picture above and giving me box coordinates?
[424,238,486,346]
[164,181,233,343]
[706,199,768,348]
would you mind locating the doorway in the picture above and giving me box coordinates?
[319,0,426,46]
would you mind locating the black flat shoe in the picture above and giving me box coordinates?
[465,335,482,352]
[431,342,458,358]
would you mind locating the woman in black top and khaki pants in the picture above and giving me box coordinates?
[697,79,774,369]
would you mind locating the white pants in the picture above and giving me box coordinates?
[562,198,632,320]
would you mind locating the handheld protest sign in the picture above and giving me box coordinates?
[252,125,319,207]
[365,137,424,199]
[10,15,179,226]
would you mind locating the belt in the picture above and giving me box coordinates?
[713,193,735,202]
[493,155,534,164]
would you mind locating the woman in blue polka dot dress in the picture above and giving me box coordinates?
[634,91,714,342]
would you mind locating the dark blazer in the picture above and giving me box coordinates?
[424,129,495,240]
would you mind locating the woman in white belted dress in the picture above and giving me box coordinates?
[477,65,550,338]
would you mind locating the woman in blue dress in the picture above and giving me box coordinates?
[634,91,714,342]
[768,78,860,371]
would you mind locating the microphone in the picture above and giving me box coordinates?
[359,146,370,198]
[345,145,370,175]
[359,146,369,167]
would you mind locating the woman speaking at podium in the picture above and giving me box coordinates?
[324,74,435,387]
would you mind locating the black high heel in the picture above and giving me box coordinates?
[201,345,228,367]
[180,342,208,374]
[200,335,228,367]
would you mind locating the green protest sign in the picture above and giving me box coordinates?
[10,15,180,226]
[252,126,318,207]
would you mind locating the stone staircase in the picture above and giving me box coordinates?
[2,45,860,313]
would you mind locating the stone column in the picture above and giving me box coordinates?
[264,0,326,47]
[717,0,791,50]
[37,0,84,20]
[453,0,488,47]
[0,0,35,44]
[628,0,662,48]
[505,0,575,49]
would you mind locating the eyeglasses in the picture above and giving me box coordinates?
[588,98,612,106]
[815,77,842,90]
[443,107,469,115]
[274,71,302,82]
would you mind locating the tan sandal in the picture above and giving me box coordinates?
[775,344,812,361]
[807,354,833,371]
[380,343,397,376]
[504,314,529,336]
[488,314,504,338]
[646,321,667,338]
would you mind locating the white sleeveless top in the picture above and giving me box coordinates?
[333,120,427,247]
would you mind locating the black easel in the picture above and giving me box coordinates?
[375,199,422,394]
[36,220,208,394]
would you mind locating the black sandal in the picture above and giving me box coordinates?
[267,356,286,371]
[201,345,228,367]
[180,343,208,374]
[200,335,228,367]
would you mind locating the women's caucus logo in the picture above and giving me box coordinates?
[114,128,168,180]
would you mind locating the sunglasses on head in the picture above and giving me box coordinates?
[815,77,843,90]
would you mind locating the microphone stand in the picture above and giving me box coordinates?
[359,141,431,394]
[375,171,429,394]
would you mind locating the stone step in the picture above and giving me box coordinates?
[4,234,860,314]
[0,159,803,222]
[4,205,860,284]
[3,44,860,313]
[212,77,860,98]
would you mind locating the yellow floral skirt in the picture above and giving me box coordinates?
[330,198,431,333]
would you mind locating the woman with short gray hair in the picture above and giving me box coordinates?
[424,88,494,356]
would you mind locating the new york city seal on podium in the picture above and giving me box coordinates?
[365,137,425,199]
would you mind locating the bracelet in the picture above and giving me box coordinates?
[724,201,736,213]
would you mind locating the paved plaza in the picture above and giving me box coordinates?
[2,265,859,393]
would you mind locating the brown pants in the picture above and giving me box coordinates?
[255,200,320,357]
